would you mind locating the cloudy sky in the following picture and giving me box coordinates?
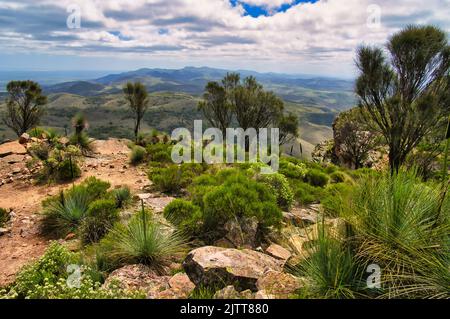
[0,0,448,77]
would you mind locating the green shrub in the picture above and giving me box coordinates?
[279,159,308,179]
[28,127,47,139]
[98,210,186,272]
[163,199,202,235]
[0,243,144,299]
[28,142,50,160]
[41,189,91,238]
[321,184,353,218]
[149,163,204,194]
[0,208,9,227]
[70,132,91,153]
[305,169,329,187]
[80,199,120,244]
[41,177,111,238]
[257,173,294,210]
[342,170,450,298]
[110,186,132,208]
[329,171,347,184]
[294,224,364,299]
[130,146,147,165]
[293,181,324,205]
[55,158,82,181]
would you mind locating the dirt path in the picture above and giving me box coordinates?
[0,139,149,287]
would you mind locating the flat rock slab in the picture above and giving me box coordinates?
[183,246,284,291]
[145,196,176,213]
[0,141,27,158]
[1,154,25,164]
[256,270,304,299]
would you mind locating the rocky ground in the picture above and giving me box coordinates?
[0,138,172,287]
[0,137,338,299]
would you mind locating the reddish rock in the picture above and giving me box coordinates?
[265,244,292,262]
[256,271,304,299]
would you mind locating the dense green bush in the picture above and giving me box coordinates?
[55,158,82,181]
[149,163,205,194]
[292,181,324,205]
[98,210,186,272]
[257,173,294,210]
[130,146,146,165]
[305,169,329,187]
[163,199,202,235]
[0,243,144,299]
[80,199,120,244]
[41,177,111,238]
[329,171,347,184]
[168,170,282,243]
[279,159,308,179]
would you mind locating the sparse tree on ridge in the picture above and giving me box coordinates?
[278,112,300,146]
[355,25,450,173]
[2,80,47,137]
[123,82,149,142]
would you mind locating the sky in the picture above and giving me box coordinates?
[0,0,449,78]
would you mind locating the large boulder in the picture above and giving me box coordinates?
[0,141,27,158]
[183,246,284,291]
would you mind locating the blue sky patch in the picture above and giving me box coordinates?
[230,0,318,18]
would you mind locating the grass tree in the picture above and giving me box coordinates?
[2,80,47,137]
[355,25,450,173]
[123,82,149,142]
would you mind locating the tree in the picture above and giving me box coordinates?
[333,108,378,169]
[123,82,149,141]
[355,25,450,173]
[198,74,235,134]
[233,76,284,131]
[278,112,299,146]
[2,80,47,137]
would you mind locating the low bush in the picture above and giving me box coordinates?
[167,170,282,243]
[149,163,205,194]
[257,173,294,210]
[130,146,147,165]
[98,210,186,273]
[0,243,144,299]
[305,169,329,187]
[279,159,308,179]
[163,199,202,235]
[80,199,120,244]
[293,181,324,205]
[41,177,111,238]
[329,171,347,184]
[110,186,132,209]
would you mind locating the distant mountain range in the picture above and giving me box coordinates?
[40,67,356,111]
[0,67,357,156]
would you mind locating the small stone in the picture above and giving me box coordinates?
[0,228,11,236]
[265,244,292,262]
[19,133,30,144]
[65,233,77,241]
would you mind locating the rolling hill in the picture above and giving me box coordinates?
[0,67,356,157]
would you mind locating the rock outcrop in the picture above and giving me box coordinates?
[183,246,284,291]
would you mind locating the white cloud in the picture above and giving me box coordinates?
[0,0,449,76]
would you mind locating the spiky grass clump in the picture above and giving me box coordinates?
[41,189,90,238]
[294,224,365,299]
[98,209,186,273]
[343,169,450,299]
[110,186,132,208]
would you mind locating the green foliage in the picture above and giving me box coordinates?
[28,142,51,160]
[292,181,324,205]
[123,82,149,140]
[305,169,329,187]
[257,173,294,210]
[0,208,9,227]
[295,224,364,299]
[321,183,353,218]
[279,158,308,179]
[37,145,82,182]
[98,209,186,272]
[342,170,450,298]
[163,199,202,235]
[80,199,120,244]
[41,177,111,238]
[2,80,47,137]
[0,243,144,299]
[110,186,132,209]
[149,163,205,194]
[130,145,147,165]
[329,171,347,184]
